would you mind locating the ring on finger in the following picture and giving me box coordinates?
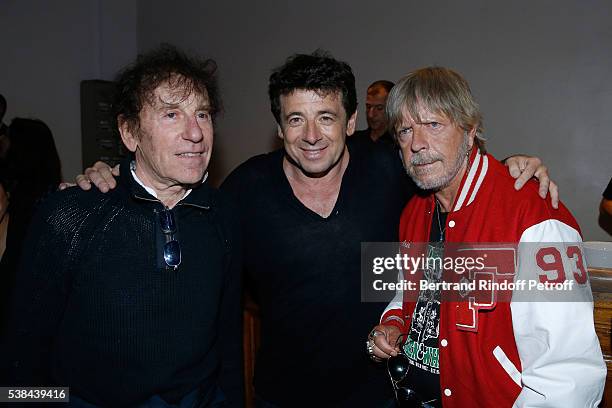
[369,329,385,339]
[366,340,374,355]
[366,340,382,362]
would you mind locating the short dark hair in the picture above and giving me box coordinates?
[367,80,395,94]
[268,50,357,124]
[114,44,221,131]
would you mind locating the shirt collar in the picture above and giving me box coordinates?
[129,160,208,203]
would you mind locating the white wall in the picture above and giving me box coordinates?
[0,0,137,179]
[2,0,610,240]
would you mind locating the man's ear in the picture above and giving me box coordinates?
[346,111,357,136]
[277,124,285,140]
[118,116,138,153]
[466,126,477,150]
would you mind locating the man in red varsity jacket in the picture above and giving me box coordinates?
[368,67,606,407]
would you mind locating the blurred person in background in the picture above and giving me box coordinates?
[0,95,9,262]
[0,176,9,262]
[599,177,612,235]
[352,80,395,146]
[0,117,62,332]
[0,94,9,160]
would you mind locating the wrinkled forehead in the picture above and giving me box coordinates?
[146,77,209,109]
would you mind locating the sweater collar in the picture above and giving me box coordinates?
[119,156,213,209]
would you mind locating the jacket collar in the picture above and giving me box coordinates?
[450,147,489,213]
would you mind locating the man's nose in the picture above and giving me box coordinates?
[184,116,204,142]
[411,126,429,153]
[303,121,321,144]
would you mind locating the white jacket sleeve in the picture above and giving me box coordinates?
[380,269,405,326]
[511,219,606,407]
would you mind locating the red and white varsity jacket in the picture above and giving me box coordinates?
[381,149,606,407]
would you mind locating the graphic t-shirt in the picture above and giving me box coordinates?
[401,206,446,404]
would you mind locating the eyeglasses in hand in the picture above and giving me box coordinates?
[387,335,438,408]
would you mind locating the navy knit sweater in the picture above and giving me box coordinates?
[2,158,243,407]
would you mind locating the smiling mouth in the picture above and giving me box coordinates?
[301,146,327,153]
[300,147,328,160]
[176,152,204,157]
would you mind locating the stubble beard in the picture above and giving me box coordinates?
[407,134,471,191]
